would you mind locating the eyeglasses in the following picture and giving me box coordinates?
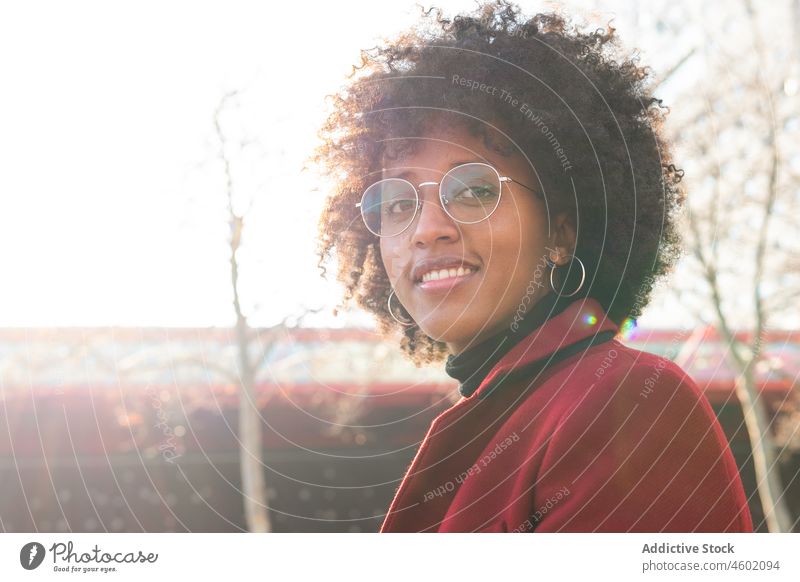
[355,162,540,237]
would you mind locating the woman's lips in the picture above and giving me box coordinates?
[415,267,479,292]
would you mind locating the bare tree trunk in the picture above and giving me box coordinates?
[216,92,271,533]
[712,288,793,533]
[235,308,271,533]
[230,216,270,533]
[734,365,794,532]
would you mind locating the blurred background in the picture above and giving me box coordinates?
[0,0,798,532]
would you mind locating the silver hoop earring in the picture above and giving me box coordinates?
[549,254,586,298]
[387,289,415,327]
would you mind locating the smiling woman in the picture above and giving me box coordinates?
[313,0,753,532]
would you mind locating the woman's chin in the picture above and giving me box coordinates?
[415,318,473,346]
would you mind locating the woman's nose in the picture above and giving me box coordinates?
[409,185,460,247]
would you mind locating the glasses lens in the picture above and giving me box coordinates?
[360,178,418,237]
[440,164,502,223]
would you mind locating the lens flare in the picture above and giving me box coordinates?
[619,317,637,340]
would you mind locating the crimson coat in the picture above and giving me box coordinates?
[379,298,753,532]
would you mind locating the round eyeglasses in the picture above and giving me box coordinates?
[355,162,540,237]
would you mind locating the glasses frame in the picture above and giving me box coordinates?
[355,162,540,238]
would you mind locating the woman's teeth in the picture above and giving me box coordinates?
[420,266,476,283]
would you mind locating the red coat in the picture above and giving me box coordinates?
[379,298,753,532]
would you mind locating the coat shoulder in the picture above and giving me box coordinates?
[531,338,737,494]
[508,338,706,419]
[505,338,721,460]
[509,340,752,532]
[573,339,706,409]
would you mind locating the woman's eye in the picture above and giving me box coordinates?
[385,199,415,215]
[454,186,498,201]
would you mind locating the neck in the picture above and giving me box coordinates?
[446,292,559,356]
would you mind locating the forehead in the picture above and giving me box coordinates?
[379,130,515,179]
[381,158,500,181]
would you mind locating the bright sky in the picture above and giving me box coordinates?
[0,0,697,329]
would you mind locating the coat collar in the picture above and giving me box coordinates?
[469,297,620,400]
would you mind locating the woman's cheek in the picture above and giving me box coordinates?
[380,242,412,286]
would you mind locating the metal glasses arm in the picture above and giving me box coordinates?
[499,176,540,197]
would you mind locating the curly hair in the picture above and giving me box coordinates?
[313,0,685,366]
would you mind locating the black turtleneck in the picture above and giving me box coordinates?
[444,292,572,398]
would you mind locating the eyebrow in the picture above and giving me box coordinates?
[382,158,500,180]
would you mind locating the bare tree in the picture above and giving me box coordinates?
[211,91,326,532]
[209,90,269,532]
[74,91,321,532]
[667,0,800,532]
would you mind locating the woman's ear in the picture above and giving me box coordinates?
[549,211,577,266]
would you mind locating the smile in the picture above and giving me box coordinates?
[416,266,479,292]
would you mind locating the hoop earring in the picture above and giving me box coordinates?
[549,254,586,298]
[387,289,415,327]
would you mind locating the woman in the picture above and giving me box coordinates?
[314,1,753,532]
